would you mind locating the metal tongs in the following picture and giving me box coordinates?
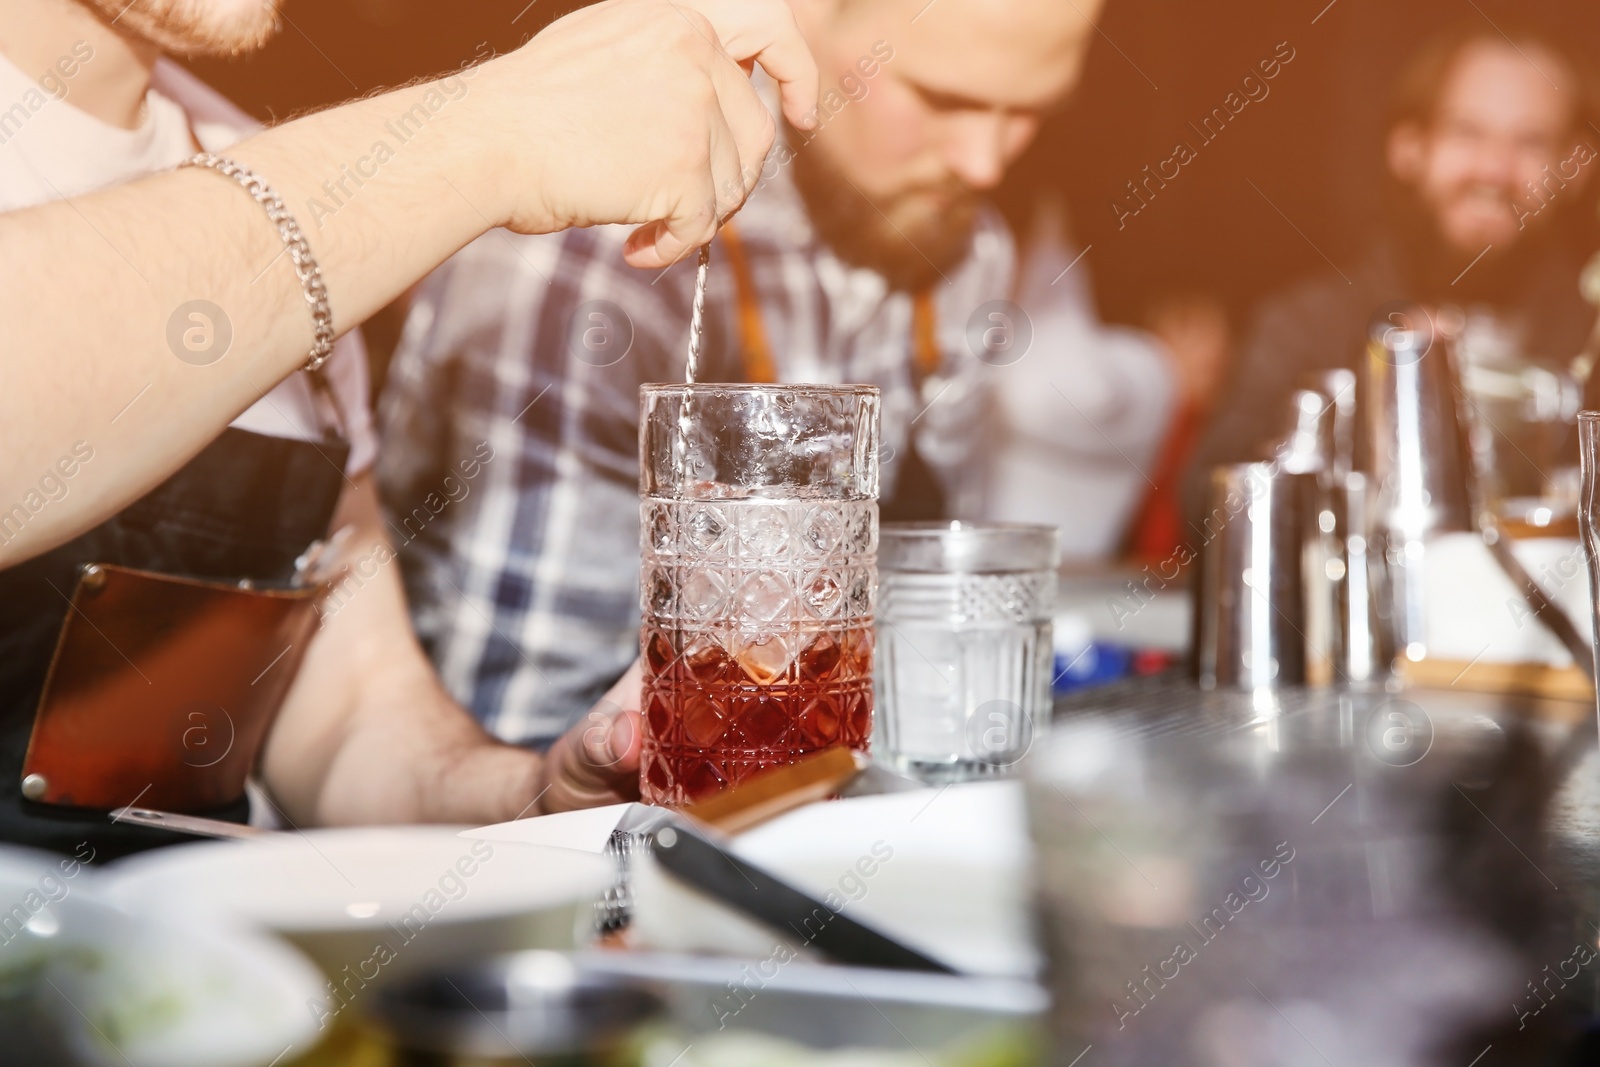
[110,806,265,839]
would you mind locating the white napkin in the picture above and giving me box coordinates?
[1423,533,1592,664]
[460,802,636,853]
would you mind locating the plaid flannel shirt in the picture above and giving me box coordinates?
[378,160,1014,745]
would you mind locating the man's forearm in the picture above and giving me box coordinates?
[256,477,549,826]
[305,676,550,827]
[0,0,817,568]
[0,76,502,568]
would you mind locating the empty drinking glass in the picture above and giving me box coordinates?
[875,521,1057,782]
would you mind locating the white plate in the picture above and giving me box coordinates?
[103,826,612,933]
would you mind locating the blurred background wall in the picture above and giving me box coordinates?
[998,0,1600,330]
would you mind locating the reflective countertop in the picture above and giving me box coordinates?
[1033,678,1600,1066]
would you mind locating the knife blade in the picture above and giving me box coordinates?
[651,819,957,974]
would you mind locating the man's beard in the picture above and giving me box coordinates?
[83,0,280,58]
[1387,179,1563,307]
[788,122,980,293]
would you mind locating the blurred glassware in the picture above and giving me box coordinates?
[875,522,1057,782]
[1271,388,1339,475]
[1357,303,1477,664]
[1028,687,1571,1066]
[1454,309,1583,534]
[1254,383,1362,687]
[1577,411,1600,724]
[0,843,323,1067]
[1301,368,1357,479]
[1194,463,1327,690]
[1333,470,1388,683]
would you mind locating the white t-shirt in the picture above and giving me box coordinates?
[0,52,378,475]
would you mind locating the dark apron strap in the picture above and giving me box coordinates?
[720,223,946,520]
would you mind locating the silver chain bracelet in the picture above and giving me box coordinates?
[180,153,336,372]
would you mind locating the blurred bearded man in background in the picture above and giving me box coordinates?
[1184,21,1600,523]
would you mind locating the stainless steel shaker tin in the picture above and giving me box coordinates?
[1195,463,1326,690]
[1357,304,1475,662]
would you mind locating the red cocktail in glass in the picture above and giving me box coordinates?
[637,385,880,805]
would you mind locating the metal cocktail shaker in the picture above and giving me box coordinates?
[1356,304,1474,664]
[1304,368,1357,478]
[1332,470,1389,682]
[1194,371,1384,691]
[1195,463,1326,689]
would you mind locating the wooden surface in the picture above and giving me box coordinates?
[1399,657,1594,717]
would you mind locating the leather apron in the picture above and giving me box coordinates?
[0,425,348,861]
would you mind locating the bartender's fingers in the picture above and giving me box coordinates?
[654,1,786,189]
[599,658,644,718]
[623,117,744,268]
[709,46,780,201]
[537,663,644,813]
[678,0,820,131]
[539,708,642,812]
[621,184,715,269]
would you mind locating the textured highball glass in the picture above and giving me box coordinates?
[638,384,880,806]
[876,521,1057,782]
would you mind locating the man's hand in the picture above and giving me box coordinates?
[261,475,645,827]
[537,661,645,813]
[474,0,819,267]
[1146,295,1231,411]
